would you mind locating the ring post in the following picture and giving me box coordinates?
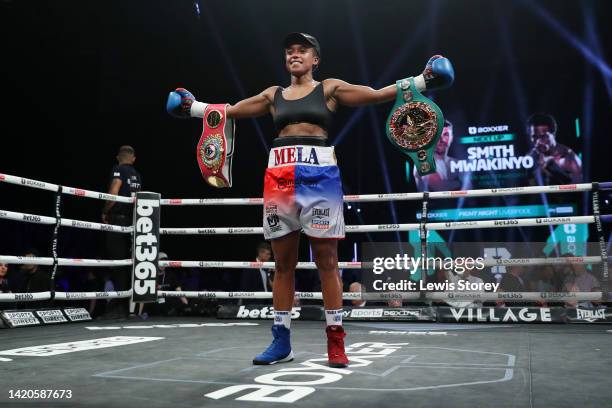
[50,186,63,303]
[591,182,609,300]
[419,191,429,302]
[132,192,161,304]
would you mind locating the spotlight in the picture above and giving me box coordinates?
[356,208,361,213]
[347,204,352,210]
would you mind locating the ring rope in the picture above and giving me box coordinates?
[0,290,132,302]
[0,173,132,203]
[0,255,609,269]
[591,182,610,298]
[2,172,611,307]
[3,172,611,206]
[0,209,133,233]
[50,186,63,300]
[419,191,429,298]
[158,290,603,302]
[0,256,132,267]
[160,183,612,205]
[159,215,609,235]
[0,289,602,302]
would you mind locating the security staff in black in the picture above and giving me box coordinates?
[102,145,142,317]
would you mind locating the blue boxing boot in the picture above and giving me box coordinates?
[414,55,455,92]
[253,325,294,365]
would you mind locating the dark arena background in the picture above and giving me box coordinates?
[1,1,612,407]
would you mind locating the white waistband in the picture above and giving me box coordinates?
[268,146,337,168]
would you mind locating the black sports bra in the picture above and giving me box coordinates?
[272,82,334,132]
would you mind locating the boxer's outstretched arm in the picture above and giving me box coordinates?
[226,86,276,119]
[167,87,275,119]
[328,55,455,107]
[327,79,396,107]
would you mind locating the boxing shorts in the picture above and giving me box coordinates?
[263,139,345,240]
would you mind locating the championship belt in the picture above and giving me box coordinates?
[385,77,444,176]
[196,104,235,188]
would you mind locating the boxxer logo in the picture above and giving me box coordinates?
[132,194,161,301]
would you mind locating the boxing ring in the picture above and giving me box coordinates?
[1,172,612,407]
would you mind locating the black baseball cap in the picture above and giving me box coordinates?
[282,32,321,58]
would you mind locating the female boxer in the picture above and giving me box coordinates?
[168,32,453,367]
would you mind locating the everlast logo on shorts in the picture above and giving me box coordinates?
[312,208,330,217]
[274,147,319,166]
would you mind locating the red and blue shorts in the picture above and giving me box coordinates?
[263,145,345,240]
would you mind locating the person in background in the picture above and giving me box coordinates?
[413,120,470,192]
[0,262,11,310]
[83,269,106,317]
[497,265,529,307]
[239,242,275,306]
[15,250,50,309]
[563,261,600,309]
[499,265,527,292]
[443,264,484,308]
[101,145,142,318]
[527,113,582,185]
[0,263,10,293]
[528,265,557,307]
[348,282,366,307]
[140,252,189,317]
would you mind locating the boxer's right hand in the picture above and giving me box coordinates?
[166,88,195,119]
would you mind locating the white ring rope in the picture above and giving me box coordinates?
[158,290,602,302]
[160,215,607,235]
[0,209,133,233]
[0,291,131,302]
[0,289,599,302]
[2,172,611,305]
[159,256,612,269]
[1,256,609,268]
[0,290,602,302]
[0,173,132,203]
[0,292,52,302]
[162,198,264,206]
[160,183,604,205]
[0,256,132,267]
[160,260,363,269]
[54,290,132,300]
[61,186,134,203]
[3,172,611,206]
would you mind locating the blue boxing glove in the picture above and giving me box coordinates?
[414,55,455,92]
[166,88,202,119]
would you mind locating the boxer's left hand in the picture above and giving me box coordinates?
[419,55,455,91]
